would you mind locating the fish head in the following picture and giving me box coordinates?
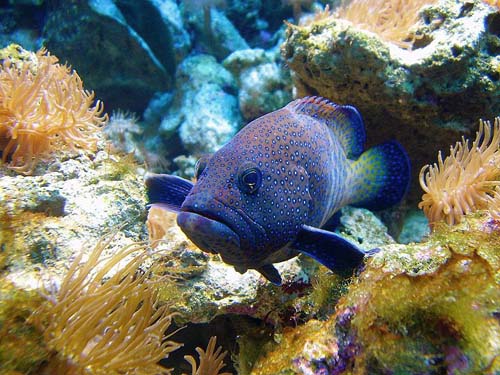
[177,138,313,271]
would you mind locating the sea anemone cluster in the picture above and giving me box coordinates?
[1,232,233,374]
[0,44,107,174]
[35,236,180,375]
[419,118,500,227]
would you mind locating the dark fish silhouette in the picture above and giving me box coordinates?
[146,96,410,285]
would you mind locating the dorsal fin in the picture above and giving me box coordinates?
[287,96,366,159]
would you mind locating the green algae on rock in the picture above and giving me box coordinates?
[251,212,500,374]
[282,0,500,201]
[148,207,396,325]
[0,140,148,288]
[0,279,48,374]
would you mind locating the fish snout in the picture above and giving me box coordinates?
[179,192,268,268]
[177,211,240,256]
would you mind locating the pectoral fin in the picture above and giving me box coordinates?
[292,225,374,275]
[145,173,194,212]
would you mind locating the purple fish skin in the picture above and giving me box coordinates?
[179,97,358,272]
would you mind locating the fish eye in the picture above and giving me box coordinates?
[238,166,262,194]
[194,156,209,180]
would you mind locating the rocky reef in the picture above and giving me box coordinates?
[159,54,242,158]
[223,47,293,121]
[1,0,499,374]
[0,138,400,373]
[282,0,500,199]
[252,212,500,374]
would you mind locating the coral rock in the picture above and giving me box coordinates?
[282,0,500,201]
[252,213,500,374]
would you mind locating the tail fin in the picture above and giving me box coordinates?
[349,141,410,210]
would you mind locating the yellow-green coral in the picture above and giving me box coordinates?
[339,213,499,373]
[348,243,497,371]
[251,319,330,375]
[252,212,500,374]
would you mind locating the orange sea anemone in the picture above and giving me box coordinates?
[334,0,438,48]
[184,336,232,375]
[483,0,499,8]
[37,236,180,375]
[0,45,107,174]
[418,117,500,228]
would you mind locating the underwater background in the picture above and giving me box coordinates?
[0,0,499,374]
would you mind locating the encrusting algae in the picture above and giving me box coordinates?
[251,212,500,374]
[0,279,48,374]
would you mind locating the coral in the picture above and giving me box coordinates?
[334,0,438,48]
[184,336,232,375]
[251,319,332,375]
[419,118,500,227]
[35,235,180,375]
[282,0,500,203]
[252,213,500,374]
[0,141,148,276]
[160,54,241,157]
[0,44,107,174]
[336,215,500,374]
[223,49,293,121]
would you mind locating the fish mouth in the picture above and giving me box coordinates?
[178,196,268,267]
[177,208,241,256]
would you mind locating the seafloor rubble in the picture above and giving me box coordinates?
[0,143,396,373]
[1,140,498,374]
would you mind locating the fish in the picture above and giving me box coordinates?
[146,96,410,285]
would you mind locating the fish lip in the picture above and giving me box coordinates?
[177,211,240,252]
[181,196,268,243]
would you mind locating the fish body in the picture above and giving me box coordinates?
[147,96,410,284]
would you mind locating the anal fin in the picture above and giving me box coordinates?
[257,264,282,286]
[292,225,369,275]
